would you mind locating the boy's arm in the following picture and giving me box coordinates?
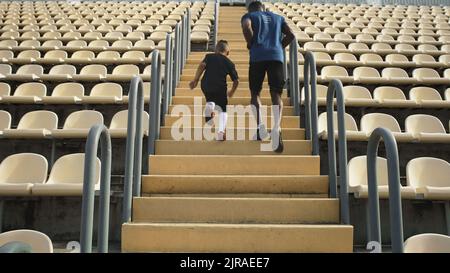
[281,22,295,48]
[241,17,253,50]
[228,79,239,98]
[189,61,206,89]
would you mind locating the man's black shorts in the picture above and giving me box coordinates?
[249,60,285,96]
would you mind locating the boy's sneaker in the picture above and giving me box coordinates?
[218,131,226,141]
[273,129,284,153]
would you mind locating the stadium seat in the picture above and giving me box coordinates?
[41,82,84,104]
[0,110,12,136]
[348,155,416,198]
[7,64,43,81]
[318,111,367,140]
[3,110,58,138]
[1,82,46,104]
[32,153,100,196]
[407,157,450,200]
[0,153,48,196]
[0,230,53,253]
[73,64,107,81]
[360,113,415,142]
[409,87,449,107]
[51,110,104,138]
[83,82,123,104]
[405,114,450,142]
[373,86,417,107]
[109,110,150,138]
[342,85,377,106]
[404,234,450,253]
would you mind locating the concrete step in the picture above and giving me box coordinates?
[178,81,272,89]
[155,140,311,155]
[171,96,291,105]
[182,73,253,81]
[121,223,353,252]
[164,114,299,128]
[132,197,339,224]
[148,155,320,175]
[173,87,287,98]
[186,58,249,65]
[141,174,328,195]
[167,104,295,116]
[159,127,305,140]
[183,64,251,70]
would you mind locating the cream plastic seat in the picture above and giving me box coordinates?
[381,67,417,84]
[320,65,353,83]
[73,64,107,81]
[41,64,76,81]
[111,40,133,50]
[1,82,46,104]
[109,110,149,138]
[333,53,359,66]
[412,54,438,66]
[373,86,417,107]
[348,155,416,198]
[353,66,384,84]
[360,53,385,66]
[395,43,419,54]
[51,110,104,138]
[407,157,450,200]
[41,82,84,104]
[133,39,156,51]
[70,50,95,63]
[342,85,377,106]
[88,40,109,51]
[404,234,450,253]
[325,42,347,52]
[3,110,57,138]
[0,110,11,136]
[418,44,440,54]
[0,230,53,253]
[41,50,68,64]
[385,54,413,66]
[303,41,325,51]
[107,64,140,82]
[41,40,63,50]
[15,50,40,64]
[0,50,14,62]
[7,64,43,81]
[413,68,449,85]
[360,113,415,142]
[348,42,370,53]
[409,87,449,108]
[122,50,146,63]
[405,114,450,143]
[191,32,209,44]
[439,54,450,65]
[83,83,123,104]
[96,51,120,61]
[150,31,170,43]
[0,153,48,196]
[318,111,367,140]
[32,153,100,196]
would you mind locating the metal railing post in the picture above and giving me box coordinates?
[288,39,299,116]
[214,0,219,48]
[162,33,173,126]
[80,124,112,253]
[148,50,163,155]
[303,51,319,155]
[325,79,350,224]
[122,76,144,223]
[173,23,181,96]
[181,13,186,71]
[187,8,191,56]
[366,128,404,253]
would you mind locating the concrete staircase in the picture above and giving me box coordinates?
[121,6,353,253]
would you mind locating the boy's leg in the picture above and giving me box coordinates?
[249,61,269,140]
[205,101,216,125]
[216,96,228,141]
[267,61,285,153]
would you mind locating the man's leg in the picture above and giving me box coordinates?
[267,61,285,152]
[249,61,268,140]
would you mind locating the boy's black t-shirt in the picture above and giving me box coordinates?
[201,53,239,94]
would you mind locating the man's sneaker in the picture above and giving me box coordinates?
[253,124,269,141]
[273,129,284,153]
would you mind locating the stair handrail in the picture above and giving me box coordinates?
[173,22,182,96]
[325,79,350,225]
[366,127,404,253]
[148,49,163,156]
[121,76,145,223]
[288,38,300,117]
[213,0,219,49]
[80,124,112,253]
[303,51,319,155]
[162,33,174,125]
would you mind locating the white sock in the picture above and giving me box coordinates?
[218,112,227,132]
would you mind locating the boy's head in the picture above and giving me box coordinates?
[247,1,264,13]
[215,40,230,55]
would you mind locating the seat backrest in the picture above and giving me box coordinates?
[360,113,402,133]
[0,83,11,97]
[112,64,140,75]
[413,68,441,79]
[71,50,95,59]
[90,83,122,97]
[405,114,446,134]
[412,54,436,63]
[16,65,43,76]
[52,83,85,97]
[47,153,100,185]
[404,233,450,253]
[0,64,12,75]
[17,50,41,59]
[312,52,332,61]
[381,67,409,78]
[318,111,359,133]
[353,66,380,78]
[49,64,76,76]
[334,53,357,62]
[0,110,11,130]
[109,110,149,131]
[407,157,450,188]
[342,86,372,99]
[360,53,383,63]
[321,66,349,77]
[97,51,120,59]
[348,155,389,187]
[0,153,48,184]
[63,110,104,129]
[44,50,68,59]
[0,230,53,253]
[79,65,107,76]
[14,83,46,97]
[17,110,58,130]
[373,86,407,100]
[409,87,442,101]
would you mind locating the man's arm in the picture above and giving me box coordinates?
[241,17,253,50]
[281,22,295,48]
[189,61,206,89]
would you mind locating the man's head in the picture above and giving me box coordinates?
[215,40,230,55]
[247,1,264,13]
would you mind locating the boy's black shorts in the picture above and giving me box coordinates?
[201,87,228,113]
[249,60,285,96]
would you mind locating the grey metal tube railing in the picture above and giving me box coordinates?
[325,79,350,225]
[80,124,112,253]
[0,241,32,253]
[162,33,173,126]
[213,0,219,48]
[122,76,145,224]
[148,50,163,156]
[173,22,181,97]
[366,127,404,253]
[303,51,319,155]
[288,39,299,117]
